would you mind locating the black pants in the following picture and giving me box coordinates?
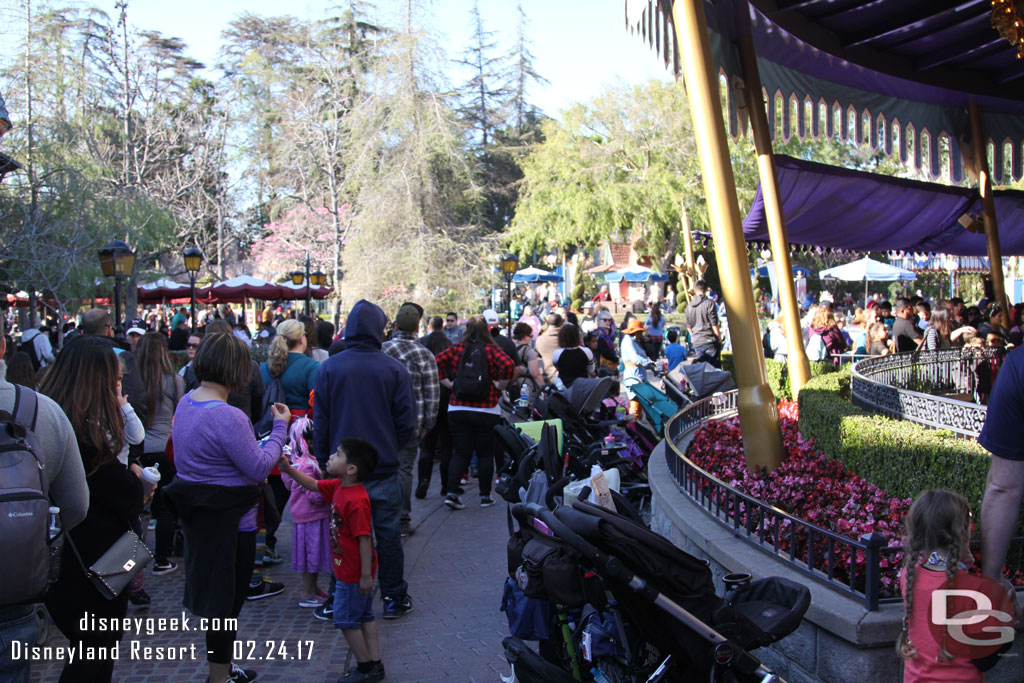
[140,452,177,564]
[265,474,289,549]
[418,411,453,494]
[206,531,256,664]
[447,410,501,497]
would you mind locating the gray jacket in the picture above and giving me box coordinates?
[0,361,88,528]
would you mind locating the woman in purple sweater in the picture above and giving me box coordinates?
[165,331,290,683]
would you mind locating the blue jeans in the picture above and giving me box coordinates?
[0,606,37,683]
[363,474,407,600]
[693,343,721,368]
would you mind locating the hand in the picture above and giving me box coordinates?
[129,463,143,478]
[116,379,128,407]
[359,574,374,595]
[277,455,292,471]
[271,402,291,422]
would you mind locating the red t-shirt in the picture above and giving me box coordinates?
[317,479,377,583]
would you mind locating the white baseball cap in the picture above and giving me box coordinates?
[127,326,146,336]
[482,309,500,326]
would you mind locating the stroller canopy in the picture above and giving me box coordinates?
[679,363,737,399]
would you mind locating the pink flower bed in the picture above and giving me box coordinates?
[685,400,910,596]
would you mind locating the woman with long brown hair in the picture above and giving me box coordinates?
[136,332,185,574]
[435,316,515,510]
[40,336,144,683]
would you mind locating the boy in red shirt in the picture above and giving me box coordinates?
[279,437,383,682]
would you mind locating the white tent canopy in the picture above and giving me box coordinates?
[819,257,916,303]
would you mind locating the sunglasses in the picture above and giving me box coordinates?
[187,343,200,349]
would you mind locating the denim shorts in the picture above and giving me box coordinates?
[333,580,375,629]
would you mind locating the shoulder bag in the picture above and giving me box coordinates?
[66,529,153,600]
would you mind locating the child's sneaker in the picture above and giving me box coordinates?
[314,587,329,600]
[382,594,413,620]
[443,494,464,510]
[152,561,177,576]
[313,600,334,621]
[298,593,322,608]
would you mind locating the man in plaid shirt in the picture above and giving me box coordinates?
[383,302,440,537]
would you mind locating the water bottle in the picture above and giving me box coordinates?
[615,404,627,422]
[518,384,530,408]
[590,667,613,683]
[553,376,566,392]
[48,506,63,584]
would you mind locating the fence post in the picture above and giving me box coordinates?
[860,532,887,611]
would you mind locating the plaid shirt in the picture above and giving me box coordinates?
[435,342,515,409]
[383,330,440,435]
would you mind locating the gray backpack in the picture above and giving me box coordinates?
[0,386,52,605]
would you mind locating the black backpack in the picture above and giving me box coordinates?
[0,386,55,605]
[18,331,42,371]
[453,343,492,401]
[254,375,286,439]
[762,328,774,359]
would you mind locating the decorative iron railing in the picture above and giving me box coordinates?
[665,391,1022,611]
[850,348,1004,438]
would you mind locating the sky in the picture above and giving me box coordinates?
[80,0,674,119]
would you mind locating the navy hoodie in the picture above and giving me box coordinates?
[313,300,416,479]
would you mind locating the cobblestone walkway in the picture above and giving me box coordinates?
[30,479,511,682]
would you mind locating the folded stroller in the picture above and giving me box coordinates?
[504,499,810,683]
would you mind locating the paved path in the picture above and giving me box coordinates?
[30,479,511,682]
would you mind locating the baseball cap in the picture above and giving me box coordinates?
[482,309,500,326]
[395,303,422,332]
[127,326,146,336]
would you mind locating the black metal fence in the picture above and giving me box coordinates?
[665,392,897,610]
[850,348,1004,438]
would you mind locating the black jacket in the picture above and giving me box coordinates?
[163,479,261,618]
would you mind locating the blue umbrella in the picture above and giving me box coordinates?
[512,266,562,283]
[605,266,669,283]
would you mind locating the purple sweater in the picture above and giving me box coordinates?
[172,393,288,529]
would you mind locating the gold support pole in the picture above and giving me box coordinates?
[969,104,1007,312]
[738,35,811,399]
[672,0,785,470]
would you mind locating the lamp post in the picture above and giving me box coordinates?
[500,253,519,334]
[98,240,135,329]
[291,252,325,316]
[183,247,203,332]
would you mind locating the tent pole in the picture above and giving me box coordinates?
[738,33,810,400]
[969,104,1008,312]
[672,0,785,471]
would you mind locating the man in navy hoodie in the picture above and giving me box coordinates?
[314,300,418,620]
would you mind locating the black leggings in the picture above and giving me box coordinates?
[418,411,453,490]
[447,410,501,497]
[265,475,289,549]
[206,531,256,664]
[140,452,177,564]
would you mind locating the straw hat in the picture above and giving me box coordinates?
[623,319,646,336]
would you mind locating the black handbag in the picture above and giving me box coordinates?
[67,530,153,600]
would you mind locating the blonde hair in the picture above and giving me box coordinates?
[268,319,305,377]
[811,306,836,330]
[896,489,972,662]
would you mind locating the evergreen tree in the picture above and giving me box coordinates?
[455,0,509,148]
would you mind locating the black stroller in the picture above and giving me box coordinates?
[503,499,810,682]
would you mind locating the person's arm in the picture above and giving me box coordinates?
[528,355,545,386]
[981,456,1024,580]
[420,355,440,434]
[277,458,320,492]
[224,403,291,480]
[392,367,417,446]
[358,535,374,594]
[436,346,456,390]
[37,336,55,364]
[45,402,89,529]
[121,402,146,446]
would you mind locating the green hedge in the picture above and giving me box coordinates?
[798,368,992,512]
[721,351,836,400]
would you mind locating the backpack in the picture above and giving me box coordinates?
[254,375,286,439]
[0,386,54,605]
[762,328,774,360]
[453,343,492,402]
[18,330,42,371]
[806,333,828,362]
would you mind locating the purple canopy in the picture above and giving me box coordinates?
[742,156,1024,256]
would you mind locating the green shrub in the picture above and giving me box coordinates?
[722,351,836,399]
[798,369,992,513]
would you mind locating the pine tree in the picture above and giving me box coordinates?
[455,0,509,148]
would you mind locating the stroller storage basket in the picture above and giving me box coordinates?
[730,577,811,646]
[502,636,578,683]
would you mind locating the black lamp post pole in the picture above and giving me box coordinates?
[189,272,197,333]
[305,253,312,315]
[113,274,122,329]
[506,275,513,335]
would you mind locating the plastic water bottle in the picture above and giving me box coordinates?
[591,667,613,683]
[553,376,566,392]
[48,506,63,583]
[518,384,530,408]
